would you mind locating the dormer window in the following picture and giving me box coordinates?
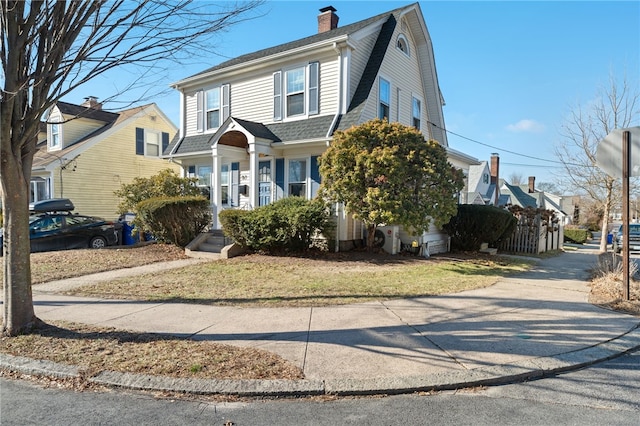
[397,34,410,56]
[49,123,60,150]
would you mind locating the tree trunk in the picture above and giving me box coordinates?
[1,133,38,336]
[366,224,376,252]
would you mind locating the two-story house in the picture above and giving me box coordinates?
[31,97,179,219]
[166,4,476,253]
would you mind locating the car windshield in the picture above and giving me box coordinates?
[619,224,640,233]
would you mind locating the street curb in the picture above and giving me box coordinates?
[2,324,639,397]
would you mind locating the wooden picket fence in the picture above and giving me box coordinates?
[498,215,563,254]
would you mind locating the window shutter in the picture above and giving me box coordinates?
[135,128,144,155]
[308,62,319,115]
[221,84,230,122]
[188,165,196,176]
[273,71,282,121]
[275,158,285,201]
[230,162,240,207]
[196,90,204,132]
[161,132,169,154]
[310,155,321,198]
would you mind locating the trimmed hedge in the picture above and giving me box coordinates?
[136,196,211,247]
[443,204,517,251]
[218,197,333,253]
[564,228,590,244]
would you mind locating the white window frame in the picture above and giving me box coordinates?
[205,87,221,130]
[145,130,161,157]
[274,62,319,121]
[378,77,391,120]
[197,165,212,187]
[30,178,50,203]
[49,122,61,150]
[396,34,410,57]
[220,163,230,206]
[412,95,422,130]
[287,158,308,198]
[285,66,306,118]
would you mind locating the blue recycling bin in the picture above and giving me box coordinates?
[607,233,613,244]
[119,213,139,245]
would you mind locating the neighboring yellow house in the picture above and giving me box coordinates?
[31,97,180,219]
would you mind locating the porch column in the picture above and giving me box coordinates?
[212,151,221,229]
[248,145,259,208]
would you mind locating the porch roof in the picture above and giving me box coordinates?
[166,114,337,157]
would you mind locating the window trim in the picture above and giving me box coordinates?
[396,34,410,57]
[412,95,422,130]
[205,87,221,130]
[273,62,319,121]
[378,77,391,120]
[287,158,308,198]
[285,65,306,118]
[49,122,61,150]
[145,130,161,157]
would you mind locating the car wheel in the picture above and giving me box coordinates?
[90,236,107,249]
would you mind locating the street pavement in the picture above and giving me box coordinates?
[2,245,639,397]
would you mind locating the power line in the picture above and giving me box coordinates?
[429,121,586,167]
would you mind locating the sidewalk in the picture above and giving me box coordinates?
[3,246,639,396]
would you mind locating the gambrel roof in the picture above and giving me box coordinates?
[166,3,445,157]
[177,5,408,85]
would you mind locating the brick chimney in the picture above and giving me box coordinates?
[318,6,339,33]
[528,176,536,193]
[81,96,102,110]
[490,153,499,185]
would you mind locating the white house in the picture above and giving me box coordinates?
[166,4,477,253]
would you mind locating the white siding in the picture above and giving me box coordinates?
[356,19,439,142]
[184,91,199,136]
[231,74,273,123]
[318,56,339,115]
[183,54,341,130]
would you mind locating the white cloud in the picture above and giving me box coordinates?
[506,119,545,133]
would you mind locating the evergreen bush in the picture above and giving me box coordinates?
[443,204,517,251]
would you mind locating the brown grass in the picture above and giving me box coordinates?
[2,245,637,391]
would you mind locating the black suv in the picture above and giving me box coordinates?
[1,199,120,253]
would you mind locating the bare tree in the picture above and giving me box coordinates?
[555,74,639,252]
[508,172,524,186]
[1,0,263,336]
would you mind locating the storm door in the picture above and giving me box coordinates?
[258,160,272,206]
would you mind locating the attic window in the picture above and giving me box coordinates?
[49,123,61,150]
[396,34,409,56]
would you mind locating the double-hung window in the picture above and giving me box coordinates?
[206,88,221,129]
[50,123,60,149]
[136,128,169,157]
[145,131,160,156]
[286,67,305,117]
[273,62,319,121]
[379,77,390,120]
[288,159,307,197]
[412,97,421,130]
[196,84,230,132]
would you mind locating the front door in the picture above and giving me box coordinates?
[258,160,272,206]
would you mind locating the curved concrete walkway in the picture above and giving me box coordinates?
[2,246,639,396]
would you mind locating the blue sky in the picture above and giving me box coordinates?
[67,1,640,186]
